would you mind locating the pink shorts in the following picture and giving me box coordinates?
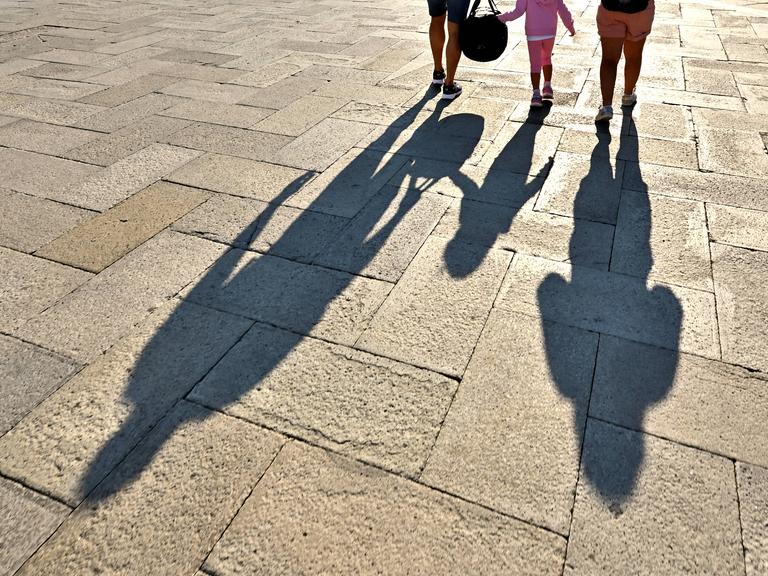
[597,0,655,42]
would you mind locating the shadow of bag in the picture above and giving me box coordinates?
[460,0,508,62]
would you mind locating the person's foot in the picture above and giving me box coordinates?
[622,90,637,107]
[542,83,553,99]
[531,92,544,107]
[595,105,613,122]
[432,69,446,86]
[442,82,463,100]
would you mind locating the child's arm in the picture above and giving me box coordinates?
[497,0,527,23]
[556,0,576,34]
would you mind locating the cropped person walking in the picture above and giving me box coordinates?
[428,0,472,99]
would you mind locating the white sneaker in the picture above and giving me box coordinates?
[622,91,637,107]
[595,105,614,122]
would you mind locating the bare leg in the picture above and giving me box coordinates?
[543,64,553,83]
[599,37,625,106]
[622,37,646,94]
[446,20,462,85]
[530,72,541,90]
[429,14,446,72]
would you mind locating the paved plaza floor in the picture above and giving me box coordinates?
[1,0,768,573]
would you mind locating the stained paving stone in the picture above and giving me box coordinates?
[14,402,284,575]
[14,231,226,362]
[63,115,191,166]
[314,186,451,282]
[253,94,347,137]
[173,192,348,262]
[159,99,273,128]
[421,310,597,535]
[164,122,292,161]
[707,203,768,252]
[738,463,768,576]
[0,148,100,202]
[190,324,457,476]
[711,243,768,372]
[0,189,93,253]
[0,119,99,155]
[74,93,185,132]
[0,334,80,436]
[36,181,210,272]
[77,74,177,107]
[0,476,70,576]
[697,127,768,177]
[591,335,768,467]
[565,420,743,576]
[182,248,392,346]
[0,246,92,332]
[612,191,712,291]
[0,300,252,505]
[169,153,313,201]
[357,236,512,377]
[203,442,566,576]
[498,254,720,358]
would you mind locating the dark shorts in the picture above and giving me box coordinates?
[427,0,471,22]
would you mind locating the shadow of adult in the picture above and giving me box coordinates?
[443,104,554,278]
[80,89,486,501]
[537,114,682,505]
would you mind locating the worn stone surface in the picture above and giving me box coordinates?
[566,421,744,575]
[15,402,284,575]
[707,203,768,252]
[738,463,768,576]
[0,148,100,202]
[204,442,566,576]
[160,99,273,128]
[164,122,292,161]
[0,476,70,576]
[74,93,185,132]
[0,118,98,155]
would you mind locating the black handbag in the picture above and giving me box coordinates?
[460,0,509,62]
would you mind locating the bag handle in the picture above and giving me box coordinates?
[469,0,501,16]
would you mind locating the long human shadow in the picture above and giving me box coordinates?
[443,104,554,278]
[537,115,682,504]
[80,89,486,501]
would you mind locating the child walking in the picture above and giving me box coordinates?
[498,0,575,107]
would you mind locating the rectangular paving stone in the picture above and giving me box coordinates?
[0,300,252,505]
[15,401,284,575]
[36,181,210,272]
[565,420,743,575]
[0,148,100,202]
[169,153,313,202]
[497,254,720,358]
[0,334,80,436]
[357,236,512,377]
[612,191,712,291]
[0,189,93,253]
[155,48,236,65]
[61,143,202,211]
[313,80,414,106]
[0,246,92,332]
[172,192,347,262]
[0,74,105,100]
[434,198,614,271]
[315,186,451,282]
[712,243,768,372]
[272,117,375,172]
[707,203,768,252]
[0,95,104,125]
[77,74,177,107]
[237,75,327,110]
[0,476,70,576]
[641,85,745,110]
[164,122,292,161]
[204,442,566,576]
[740,84,768,115]
[692,108,768,132]
[253,94,347,137]
[15,231,226,362]
[74,92,184,132]
[684,64,739,96]
[21,61,109,82]
[422,310,597,535]
[160,79,257,103]
[191,324,457,476]
[477,121,562,175]
[64,115,191,166]
[160,99,273,128]
[628,101,694,141]
[737,463,768,576]
[592,335,768,467]
[183,249,392,346]
[27,48,111,66]
[0,119,98,155]
[285,148,408,218]
[698,127,768,178]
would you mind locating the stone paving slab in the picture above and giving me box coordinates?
[707,203,768,253]
[163,122,293,161]
[0,118,98,155]
[203,442,566,576]
[738,463,768,576]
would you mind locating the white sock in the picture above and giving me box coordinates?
[543,81,552,87]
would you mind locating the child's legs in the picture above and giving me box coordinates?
[527,39,543,89]
[541,37,555,82]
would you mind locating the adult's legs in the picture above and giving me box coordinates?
[429,13,447,72]
[622,37,646,95]
[445,20,461,85]
[599,37,625,106]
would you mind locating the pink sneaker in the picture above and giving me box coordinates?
[542,84,553,99]
[531,93,543,108]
